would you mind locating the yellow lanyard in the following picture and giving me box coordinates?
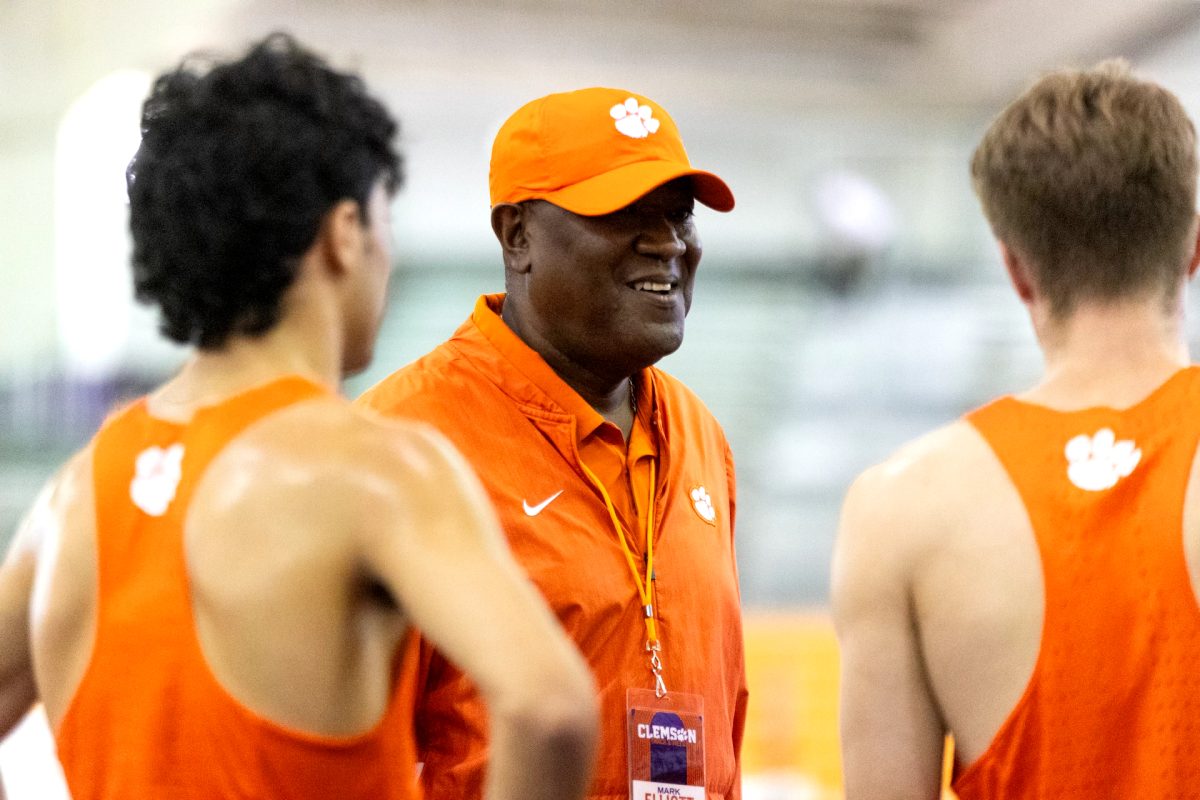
[580,457,665,697]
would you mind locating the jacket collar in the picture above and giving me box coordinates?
[455,294,661,445]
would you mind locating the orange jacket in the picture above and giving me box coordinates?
[56,376,422,800]
[358,294,748,800]
[955,367,1200,798]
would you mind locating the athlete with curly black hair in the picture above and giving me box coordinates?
[0,33,597,800]
[128,32,402,354]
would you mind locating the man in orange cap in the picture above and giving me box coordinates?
[359,87,747,799]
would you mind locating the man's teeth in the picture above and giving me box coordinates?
[633,281,673,292]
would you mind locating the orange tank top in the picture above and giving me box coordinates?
[55,375,422,800]
[954,366,1200,799]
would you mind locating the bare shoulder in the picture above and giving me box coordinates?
[836,419,998,585]
[185,397,496,587]
[350,403,482,496]
[244,397,487,520]
[225,394,454,471]
[13,447,95,560]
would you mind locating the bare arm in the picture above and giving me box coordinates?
[831,469,945,800]
[0,483,47,743]
[360,424,597,800]
[0,479,52,800]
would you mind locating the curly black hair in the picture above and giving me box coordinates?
[126,32,402,349]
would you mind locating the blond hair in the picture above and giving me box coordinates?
[971,60,1197,315]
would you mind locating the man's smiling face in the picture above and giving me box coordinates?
[518,178,702,381]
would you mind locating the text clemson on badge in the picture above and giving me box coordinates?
[635,723,698,744]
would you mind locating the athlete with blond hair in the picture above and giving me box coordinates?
[835,61,1200,799]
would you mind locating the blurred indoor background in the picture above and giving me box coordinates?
[6,1,1200,797]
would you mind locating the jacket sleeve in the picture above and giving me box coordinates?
[413,638,490,800]
[729,680,749,800]
[724,437,748,800]
[724,438,738,555]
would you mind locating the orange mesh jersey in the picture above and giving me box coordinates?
[55,376,421,800]
[954,367,1200,798]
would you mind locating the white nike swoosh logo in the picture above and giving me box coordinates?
[523,490,564,517]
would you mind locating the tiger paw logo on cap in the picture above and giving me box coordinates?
[610,97,660,139]
[130,443,185,516]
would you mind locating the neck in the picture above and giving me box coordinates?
[1024,294,1190,410]
[539,354,638,440]
[150,289,343,420]
[501,296,637,436]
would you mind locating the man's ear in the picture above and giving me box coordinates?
[491,203,532,274]
[1186,213,1200,280]
[999,240,1036,304]
[320,199,365,276]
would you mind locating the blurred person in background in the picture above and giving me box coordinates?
[834,61,1200,798]
[359,87,747,800]
[0,32,596,800]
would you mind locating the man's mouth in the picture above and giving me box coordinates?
[629,280,677,295]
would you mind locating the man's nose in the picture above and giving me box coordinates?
[635,217,687,260]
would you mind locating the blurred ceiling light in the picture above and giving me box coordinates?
[813,169,897,255]
[55,69,151,379]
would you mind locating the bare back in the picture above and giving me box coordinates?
[903,420,1047,763]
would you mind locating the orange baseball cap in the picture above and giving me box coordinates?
[489,87,735,216]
